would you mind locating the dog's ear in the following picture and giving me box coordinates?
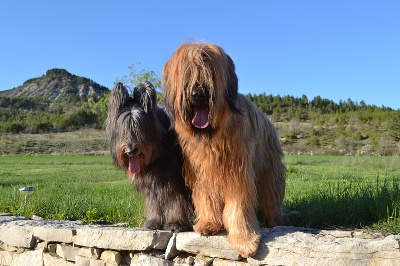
[163,95,175,127]
[225,55,241,114]
[108,82,130,119]
[106,82,131,157]
[133,81,157,113]
[161,61,176,126]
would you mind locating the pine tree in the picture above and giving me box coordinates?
[389,110,400,141]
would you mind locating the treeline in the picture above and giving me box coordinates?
[246,93,399,156]
[247,93,394,121]
[0,92,399,155]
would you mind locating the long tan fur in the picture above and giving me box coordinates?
[162,42,286,257]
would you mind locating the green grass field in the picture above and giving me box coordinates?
[0,155,145,226]
[1,155,400,233]
[284,155,400,233]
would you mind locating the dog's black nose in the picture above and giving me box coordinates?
[192,89,205,101]
[126,146,139,156]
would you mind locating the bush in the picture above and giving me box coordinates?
[60,108,99,131]
[0,122,27,133]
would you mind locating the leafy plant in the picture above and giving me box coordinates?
[115,62,162,92]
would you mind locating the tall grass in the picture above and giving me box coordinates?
[1,155,400,233]
[284,155,400,233]
[0,156,145,226]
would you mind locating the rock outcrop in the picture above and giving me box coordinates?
[0,68,108,100]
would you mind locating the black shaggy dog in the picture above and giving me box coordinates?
[106,81,194,232]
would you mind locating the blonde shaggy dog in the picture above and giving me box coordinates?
[162,42,286,257]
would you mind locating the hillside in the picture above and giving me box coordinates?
[0,68,109,100]
[0,68,110,134]
[0,69,399,156]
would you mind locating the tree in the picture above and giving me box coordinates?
[388,110,400,141]
[307,128,320,148]
[301,94,308,107]
[59,108,98,131]
[115,62,162,93]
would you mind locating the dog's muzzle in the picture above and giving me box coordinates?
[191,89,207,104]
[125,146,141,174]
[190,89,210,129]
[125,146,139,156]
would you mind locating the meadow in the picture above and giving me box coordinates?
[284,155,400,233]
[0,156,144,226]
[1,155,400,234]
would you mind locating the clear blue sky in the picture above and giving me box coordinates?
[1,1,399,109]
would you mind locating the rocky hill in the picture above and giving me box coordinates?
[0,68,109,100]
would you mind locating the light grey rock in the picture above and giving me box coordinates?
[74,255,90,266]
[43,252,75,266]
[33,221,77,243]
[78,246,102,259]
[175,231,241,261]
[100,250,121,265]
[10,249,43,266]
[0,221,35,248]
[0,241,19,252]
[56,244,80,262]
[0,250,14,266]
[0,216,79,248]
[213,258,248,266]
[73,226,172,250]
[88,258,106,266]
[131,253,174,266]
[248,227,400,266]
[34,241,48,252]
[193,255,214,266]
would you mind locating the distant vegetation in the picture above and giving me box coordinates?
[0,94,108,133]
[247,93,400,156]
[1,92,399,156]
[0,66,398,156]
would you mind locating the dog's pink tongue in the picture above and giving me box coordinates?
[192,107,209,128]
[128,157,140,174]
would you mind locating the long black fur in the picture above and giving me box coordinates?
[106,81,194,232]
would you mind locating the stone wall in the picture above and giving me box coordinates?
[1,213,400,266]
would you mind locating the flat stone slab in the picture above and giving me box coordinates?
[0,219,36,248]
[248,227,400,266]
[33,221,77,243]
[176,231,241,261]
[73,226,173,250]
[0,216,80,248]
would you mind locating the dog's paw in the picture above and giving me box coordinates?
[193,220,222,235]
[143,219,162,230]
[228,232,261,258]
[163,222,192,233]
